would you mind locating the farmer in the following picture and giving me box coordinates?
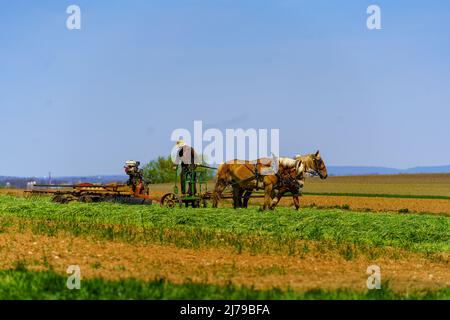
[173,140,200,195]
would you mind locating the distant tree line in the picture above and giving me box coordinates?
[142,155,215,184]
[142,156,174,184]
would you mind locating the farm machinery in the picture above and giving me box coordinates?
[160,164,215,208]
[25,160,264,208]
[26,161,156,204]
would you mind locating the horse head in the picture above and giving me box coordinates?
[312,150,328,179]
[295,150,328,179]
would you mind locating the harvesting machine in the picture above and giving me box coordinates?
[26,161,156,204]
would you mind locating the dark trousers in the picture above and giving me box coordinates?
[181,166,197,195]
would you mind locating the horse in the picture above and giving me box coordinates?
[268,166,305,210]
[237,158,305,209]
[225,151,328,210]
[212,157,304,210]
[269,150,328,210]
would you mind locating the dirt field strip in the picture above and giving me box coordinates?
[0,229,448,293]
[212,194,450,215]
[298,195,450,215]
[0,189,27,197]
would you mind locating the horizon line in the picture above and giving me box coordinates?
[1,164,450,179]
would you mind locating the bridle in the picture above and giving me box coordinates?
[305,157,326,178]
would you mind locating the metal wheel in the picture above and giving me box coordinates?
[52,195,64,203]
[79,195,93,203]
[53,195,75,204]
[160,193,179,208]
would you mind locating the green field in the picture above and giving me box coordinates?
[1,269,449,300]
[0,195,448,253]
[0,194,449,299]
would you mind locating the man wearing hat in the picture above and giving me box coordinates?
[173,140,200,195]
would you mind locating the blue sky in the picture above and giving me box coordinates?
[1,0,450,176]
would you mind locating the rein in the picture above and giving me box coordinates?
[302,156,323,178]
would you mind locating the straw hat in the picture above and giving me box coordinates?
[176,140,186,147]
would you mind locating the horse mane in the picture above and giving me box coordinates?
[295,153,314,162]
[278,157,297,168]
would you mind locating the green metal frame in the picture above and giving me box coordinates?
[172,165,209,202]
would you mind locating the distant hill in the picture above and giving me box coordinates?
[327,166,450,176]
[402,166,450,174]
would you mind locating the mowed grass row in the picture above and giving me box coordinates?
[1,269,449,300]
[0,195,448,254]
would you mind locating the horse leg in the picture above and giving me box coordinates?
[262,184,273,211]
[236,187,245,208]
[270,194,283,210]
[232,186,241,209]
[243,190,252,208]
[239,189,250,208]
[290,180,304,210]
[212,180,227,208]
[295,180,305,210]
[292,195,300,210]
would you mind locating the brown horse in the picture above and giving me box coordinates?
[212,157,303,210]
[237,160,305,209]
[269,151,328,210]
[269,166,305,210]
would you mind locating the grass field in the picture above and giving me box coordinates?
[1,270,449,300]
[304,173,450,196]
[0,193,448,300]
[142,173,450,215]
[2,173,450,215]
